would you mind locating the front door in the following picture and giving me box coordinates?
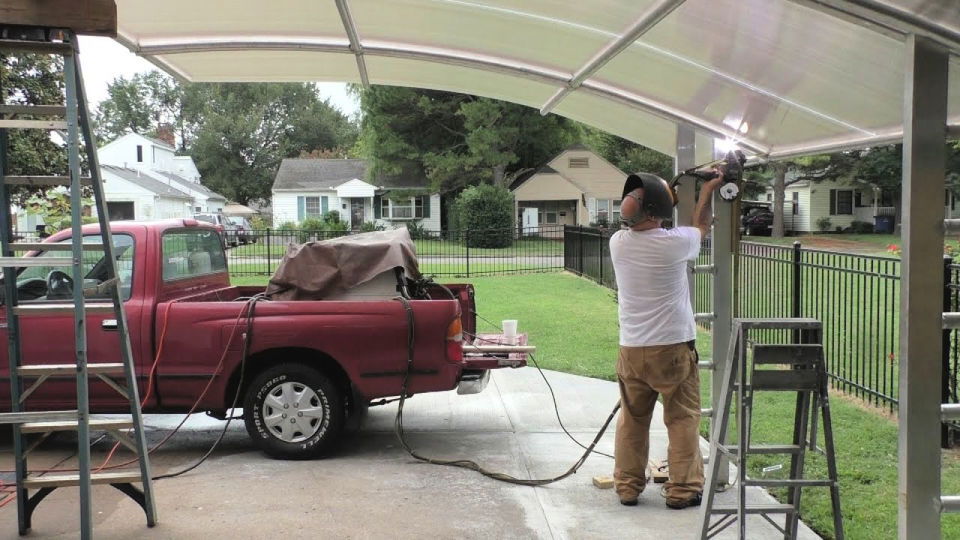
[351,199,365,230]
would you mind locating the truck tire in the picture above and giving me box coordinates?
[243,364,344,459]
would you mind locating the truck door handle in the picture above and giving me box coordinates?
[101,319,118,331]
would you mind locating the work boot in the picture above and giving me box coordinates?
[617,489,641,506]
[665,492,702,510]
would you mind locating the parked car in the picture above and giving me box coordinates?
[741,203,774,236]
[226,216,256,244]
[194,212,240,247]
[0,220,522,459]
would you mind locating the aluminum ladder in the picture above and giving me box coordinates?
[0,27,156,538]
[697,318,843,539]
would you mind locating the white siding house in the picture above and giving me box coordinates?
[271,159,441,232]
[100,165,193,220]
[98,133,228,216]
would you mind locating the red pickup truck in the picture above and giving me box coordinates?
[0,220,525,459]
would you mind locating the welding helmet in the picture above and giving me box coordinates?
[620,173,676,226]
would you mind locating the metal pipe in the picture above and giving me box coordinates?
[941,496,960,513]
[941,403,960,421]
[334,0,370,87]
[945,219,960,234]
[943,312,960,329]
[539,0,686,115]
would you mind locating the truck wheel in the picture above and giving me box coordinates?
[243,364,345,459]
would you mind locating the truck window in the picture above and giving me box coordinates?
[162,229,227,281]
[13,234,135,301]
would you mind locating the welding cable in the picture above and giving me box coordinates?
[0,434,108,509]
[153,293,264,480]
[465,330,615,461]
[393,296,621,486]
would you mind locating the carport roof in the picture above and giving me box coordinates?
[113,0,959,159]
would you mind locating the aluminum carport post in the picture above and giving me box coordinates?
[899,34,949,540]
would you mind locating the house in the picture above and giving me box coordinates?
[99,165,194,220]
[764,177,960,233]
[271,159,441,231]
[97,132,227,217]
[509,144,627,230]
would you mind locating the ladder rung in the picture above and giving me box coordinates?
[736,318,821,330]
[19,363,125,376]
[722,444,802,455]
[0,256,72,267]
[710,504,796,515]
[695,313,715,323]
[701,408,713,418]
[945,219,960,234]
[0,410,77,424]
[941,495,960,513]
[753,344,822,365]
[0,105,66,117]
[698,361,715,370]
[11,242,104,252]
[692,264,715,274]
[751,369,820,391]
[944,313,960,329]
[745,479,835,488]
[0,39,73,54]
[21,418,133,434]
[3,175,92,186]
[23,471,143,489]
[14,303,115,316]
[0,119,67,130]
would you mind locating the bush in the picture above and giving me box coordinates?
[298,217,327,243]
[359,221,385,232]
[250,215,270,230]
[324,210,341,224]
[816,217,832,233]
[405,220,432,240]
[277,221,297,230]
[850,220,874,234]
[455,184,514,248]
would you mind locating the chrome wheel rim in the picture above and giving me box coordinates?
[262,381,324,443]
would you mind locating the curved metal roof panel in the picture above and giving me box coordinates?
[114,0,960,158]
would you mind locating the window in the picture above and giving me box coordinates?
[107,201,135,221]
[14,235,136,301]
[381,197,426,219]
[766,193,772,202]
[304,196,322,218]
[613,200,621,223]
[830,189,854,215]
[597,199,610,223]
[136,145,143,163]
[568,157,589,168]
[162,229,228,281]
[792,192,799,215]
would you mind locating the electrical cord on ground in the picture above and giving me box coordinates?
[393,296,620,486]
[153,293,265,480]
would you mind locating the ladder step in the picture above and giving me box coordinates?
[944,312,960,329]
[3,175,92,186]
[736,318,821,330]
[753,344,822,366]
[19,363,125,376]
[710,504,796,515]
[21,418,133,434]
[14,303,115,316]
[11,242,104,252]
[722,444,803,455]
[0,256,72,267]
[751,369,820,391]
[0,39,73,55]
[692,264,715,274]
[695,313,715,323]
[23,471,143,489]
[698,361,715,370]
[745,479,836,488]
[0,105,67,117]
[0,410,77,424]
[0,119,67,130]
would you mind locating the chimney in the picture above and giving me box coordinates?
[155,124,175,148]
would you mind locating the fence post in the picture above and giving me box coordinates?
[792,241,802,343]
[465,230,470,278]
[943,255,953,448]
[598,229,603,284]
[578,225,584,276]
[266,228,272,275]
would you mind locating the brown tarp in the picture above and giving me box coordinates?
[265,228,421,300]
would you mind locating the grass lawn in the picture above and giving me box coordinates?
[228,236,563,259]
[228,262,558,278]
[228,269,960,538]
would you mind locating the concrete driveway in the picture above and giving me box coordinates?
[0,368,819,539]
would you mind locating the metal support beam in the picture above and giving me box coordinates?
[711,140,734,489]
[676,125,697,306]
[898,34,949,540]
[539,0,686,115]
[334,0,370,87]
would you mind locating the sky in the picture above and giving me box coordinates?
[76,36,360,117]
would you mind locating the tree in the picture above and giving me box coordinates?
[94,72,195,149]
[583,128,673,179]
[354,86,579,193]
[1,53,68,205]
[190,83,358,205]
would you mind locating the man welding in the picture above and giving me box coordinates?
[609,170,722,509]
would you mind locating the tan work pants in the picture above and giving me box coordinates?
[614,342,704,502]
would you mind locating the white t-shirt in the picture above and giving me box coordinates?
[609,226,702,347]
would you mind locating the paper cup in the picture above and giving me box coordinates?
[503,320,518,344]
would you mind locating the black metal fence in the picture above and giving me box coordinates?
[227,225,565,277]
[563,227,960,443]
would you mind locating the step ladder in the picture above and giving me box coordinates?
[0,27,156,538]
[697,318,843,539]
